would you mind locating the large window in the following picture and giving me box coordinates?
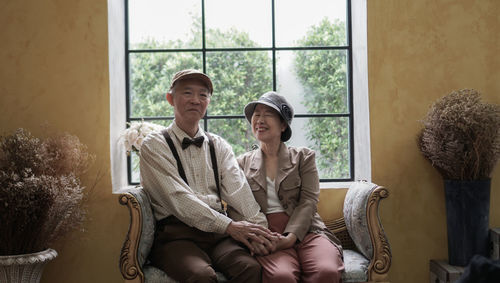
[115,0,369,187]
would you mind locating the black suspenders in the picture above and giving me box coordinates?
[161,129,225,215]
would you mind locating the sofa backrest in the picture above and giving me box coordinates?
[343,181,378,259]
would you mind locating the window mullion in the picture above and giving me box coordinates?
[347,0,355,179]
[201,0,208,131]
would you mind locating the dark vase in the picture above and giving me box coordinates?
[444,179,491,266]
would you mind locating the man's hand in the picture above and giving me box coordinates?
[225,221,280,253]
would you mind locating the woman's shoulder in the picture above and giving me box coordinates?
[286,145,315,158]
[236,148,256,165]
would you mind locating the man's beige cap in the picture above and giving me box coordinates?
[169,69,213,94]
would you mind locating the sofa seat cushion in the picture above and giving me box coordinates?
[341,249,369,282]
[144,265,227,283]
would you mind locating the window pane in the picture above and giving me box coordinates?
[287,116,350,179]
[207,118,254,157]
[275,0,347,47]
[126,0,356,184]
[205,0,271,48]
[130,151,140,183]
[206,51,273,116]
[276,50,349,114]
[129,52,202,118]
[128,0,201,49]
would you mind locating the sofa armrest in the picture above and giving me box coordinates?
[344,181,392,282]
[366,185,391,282]
[119,191,145,283]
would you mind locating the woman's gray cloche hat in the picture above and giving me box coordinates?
[244,91,294,142]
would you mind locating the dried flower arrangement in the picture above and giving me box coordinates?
[121,120,164,155]
[0,128,95,255]
[417,89,500,180]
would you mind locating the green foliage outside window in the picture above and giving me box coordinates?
[294,18,350,178]
[128,18,349,179]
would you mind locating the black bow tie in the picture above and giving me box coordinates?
[181,136,205,149]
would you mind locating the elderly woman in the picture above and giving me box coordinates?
[237,91,344,283]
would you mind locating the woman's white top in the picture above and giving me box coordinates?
[266,176,286,214]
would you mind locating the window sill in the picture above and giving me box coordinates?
[320,181,354,190]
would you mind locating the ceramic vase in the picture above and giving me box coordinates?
[444,179,491,266]
[0,249,57,283]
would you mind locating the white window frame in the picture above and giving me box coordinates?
[107,0,370,192]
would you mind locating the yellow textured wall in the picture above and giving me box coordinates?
[1,0,499,282]
[368,0,500,282]
[0,0,127,282]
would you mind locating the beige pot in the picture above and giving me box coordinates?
[0,249,57,283]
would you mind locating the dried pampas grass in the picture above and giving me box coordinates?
[417,89,500,180]
[0,128,95,255]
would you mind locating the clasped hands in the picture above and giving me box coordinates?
[226,220,297,256]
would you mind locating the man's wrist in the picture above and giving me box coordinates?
[217,215,232,234]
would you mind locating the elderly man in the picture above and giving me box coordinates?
[140,69,277,283]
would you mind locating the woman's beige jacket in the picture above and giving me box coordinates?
[236,143,342,252]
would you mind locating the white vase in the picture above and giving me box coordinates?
[0,249,58,283]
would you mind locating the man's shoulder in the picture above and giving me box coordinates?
[141,130,167,151]
[145,130,165,142]
[205,131,230,147]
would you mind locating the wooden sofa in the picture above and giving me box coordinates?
[119,181,392,282]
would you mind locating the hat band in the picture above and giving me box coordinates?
[259,96,293,123]
[259,96,279,109]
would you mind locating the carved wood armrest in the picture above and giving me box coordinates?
[119,193,145,283]
[366,186,391,282]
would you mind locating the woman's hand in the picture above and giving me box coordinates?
[275,233,297,251]
[251,232,298,256]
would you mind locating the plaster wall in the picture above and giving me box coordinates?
[367,0,500,282]
[0,0,127,282]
